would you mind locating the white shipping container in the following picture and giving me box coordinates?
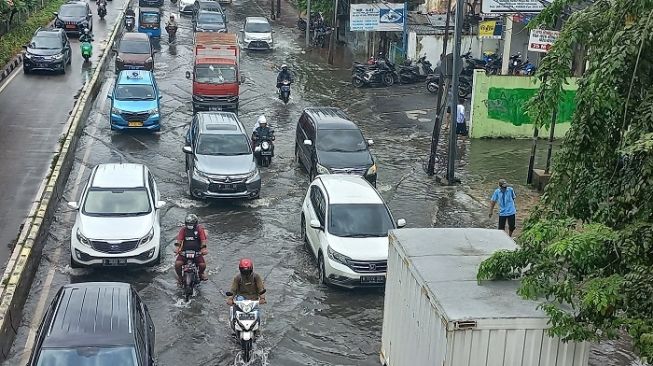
[380,228,591,366]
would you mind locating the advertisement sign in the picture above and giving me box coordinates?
[482,0,546,14]
[528,28,560,52]
[350,3,406,32]
[479,20,503,38]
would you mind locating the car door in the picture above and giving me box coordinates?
[313,186,328,254]
[142,300,156,365]
[306,185,326,255]
[306,120,317,172]
[147,172,160,228]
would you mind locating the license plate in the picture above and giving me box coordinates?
[261,152,272,156]
[238,313,256,320]
[103,258,127,266]
[128,121,143,127]
[281,86,290,91]
[219,183,236,190]
[360,275,385,284]
[66,24,76,29]
[209,106,222,111]
[36,63,48,68]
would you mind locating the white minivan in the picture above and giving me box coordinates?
[300,174,406,288]
[68,163,166,268]
[241,17,273,50]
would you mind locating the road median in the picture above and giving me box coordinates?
[0,4,126,360]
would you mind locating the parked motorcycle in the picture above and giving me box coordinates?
[254,134,275,167]
[227,291,265,363]
[425,73,472,99]
[297,12,323,31]
[80,40,93,62]
[425,74,439,94]
[125,15,135,31]
[97,2,107,19]
[514,59,537,76]
[166,24,178,43]
[508,52,523,75]
[352,59,395,87]
[181,250,201,301]
[278,80,291,104]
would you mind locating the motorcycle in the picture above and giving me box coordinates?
[254,133,275,167]
[396,57,432,84]
[124,15,135,31]
[227,291,265,363]
[97,2,107,19]
[181,250,201,301]
[278,80,291,104]
[351,59,396,88]
[425,73,472,99]
[514,59,537,76]
[508,52,523,75]
[425,73,439,94]
[311,26,332,48]
[80,40,93,62]
[165,24,178,43]
[297,12,323,31]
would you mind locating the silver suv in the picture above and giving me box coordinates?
[183,112,261,199]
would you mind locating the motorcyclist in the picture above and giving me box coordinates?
[276,64,294,90]
[125,5,135,17]
[226,258,266,306]
[174,214,209,283]
[79,27,94,43]
[252,115,274,146]
[96,0,107,10]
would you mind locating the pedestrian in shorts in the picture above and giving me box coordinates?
[489,179,516,236]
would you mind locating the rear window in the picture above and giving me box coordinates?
[59,4,87,17]
[119,40,150,54]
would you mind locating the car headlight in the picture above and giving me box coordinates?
[111,106,123,115]
[24,53,33,59]
[52,53,64,60]
[146,108,159,115]
[366,163,377,175]
[192,167,210,183]
[145,57,153,64]
[316,163,330,175]
[246,168,259,182]
[116,56,123,63]
[76,229,91,247]
[138,228,155,246]
[327,246,350,265]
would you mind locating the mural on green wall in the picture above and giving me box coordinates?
[486,88,576,126]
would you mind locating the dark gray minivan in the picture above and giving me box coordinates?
[295,107,377,186]
[28,282,155,366]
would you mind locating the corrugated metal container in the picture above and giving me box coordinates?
[380,228,591,366]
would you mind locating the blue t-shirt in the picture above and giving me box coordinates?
[491,187,516,216]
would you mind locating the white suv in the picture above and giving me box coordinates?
[241,17,273,50]
[68,163,166,268]
[300,174,406,288]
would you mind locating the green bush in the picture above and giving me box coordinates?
[0,0,69,67]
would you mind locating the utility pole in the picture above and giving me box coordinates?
[305,0,311,48]
[426,0,453,176]
[277,0,281,18]
[446,0,465,183]
[271,0,275,20]
[327,0,339,64]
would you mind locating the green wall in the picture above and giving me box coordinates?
[470,71,578,138]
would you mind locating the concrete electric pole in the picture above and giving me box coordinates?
[446,0,465,183]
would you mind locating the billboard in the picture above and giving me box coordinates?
[350,3,406,32]
[528,28,560,52]
[482,0,546,14]
[479,20,503,38]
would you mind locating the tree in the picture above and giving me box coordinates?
[477,0,653,361]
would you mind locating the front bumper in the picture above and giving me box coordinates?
[243,40,273,50]
[70,234,160,267]
[111,112,161,131]
[56,23,87,35]
[189,173,261,199]
[192,95,239,112]
[324,257,386,289]
[23,57,65,72]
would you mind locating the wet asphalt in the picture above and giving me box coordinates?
[0,0,646,363]
[0,0,126,273]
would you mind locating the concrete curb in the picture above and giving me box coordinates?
[0,55,23,83]
[0,5,127,360]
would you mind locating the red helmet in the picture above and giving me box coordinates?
[239,258,253,273]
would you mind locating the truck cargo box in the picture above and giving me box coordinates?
[381,228,591,366]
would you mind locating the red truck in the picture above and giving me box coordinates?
[186,32,243,113]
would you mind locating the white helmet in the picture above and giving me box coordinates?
[257,115,267,126]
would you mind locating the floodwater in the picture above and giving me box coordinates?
[1,0,646,363]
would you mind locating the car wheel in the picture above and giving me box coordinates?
[149,249,161,266]
[294,144,302,168]
[318,254,329,285]
[187,172,197,199]
[61,65,66,74]
[67,54,72,65]
[300,214,309,250]
[23,66,30,74]
[309,167,317,182]
[70,255,82,268]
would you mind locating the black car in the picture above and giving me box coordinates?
[23,28,72,74]
[53,0,93,35]
[295,107,377,186]
[27,282,156,366]
[193,10,227,32]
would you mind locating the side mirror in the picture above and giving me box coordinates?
[106,92,112,99]
[303,139,312,146]
[67,202,79,210]
[367,139,374,146]
[182,145,193,154]
[185,71,191,79]
[259,289,266,295]
[22,45,28,49]
[225,291,234,297]
[309,219,322,230]
[155,201,166,209]
[397,219,407,228]
[53,12,58,16]
[240,75,245,84]
[158,95,163,100]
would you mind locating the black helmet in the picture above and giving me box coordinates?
[185,214,199,229]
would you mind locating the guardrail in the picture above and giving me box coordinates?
[0,4,127,359]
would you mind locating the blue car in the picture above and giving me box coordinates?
[108,70,162,131]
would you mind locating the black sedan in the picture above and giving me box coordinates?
[23,27,72,74]
[53,0,93,35]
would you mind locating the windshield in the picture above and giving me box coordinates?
[198,12,225,24]
[140,13,159,23]
[316,129,367,152]
[246,21,271,33]
[119,40,150,54]
[115,85,155,100]
[194,64,236,84]
[196,134,251,155]
[328,204,394,237]
[30,36,61,50]
[59,4,87,17]
[36,346,138,366]
[83,188,152,216]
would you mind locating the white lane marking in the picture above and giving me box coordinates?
[0,68,21,96]
[19,80,110,365]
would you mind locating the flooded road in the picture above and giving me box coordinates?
[1,0,646,364]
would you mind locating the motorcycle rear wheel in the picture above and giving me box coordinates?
[352,77,364,88]
[241,339,253,362]
[382,73,394,87]
[183,272,193,301]
[426,82,438,94]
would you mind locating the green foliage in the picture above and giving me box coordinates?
[295,0,332,19]
[0,0,68,66]
[478,0,653,361]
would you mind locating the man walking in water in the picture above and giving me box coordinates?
[489,179,517,236]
